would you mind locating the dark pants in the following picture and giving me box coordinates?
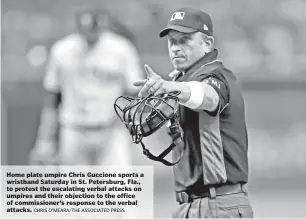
[172,187,254,218]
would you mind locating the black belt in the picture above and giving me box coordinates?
[176,183,247,203]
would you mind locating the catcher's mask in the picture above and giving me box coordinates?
[114,91,184,166]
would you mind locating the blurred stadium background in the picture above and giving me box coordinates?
[1,0,306,217]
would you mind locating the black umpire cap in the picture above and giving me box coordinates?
[159,7,213,37]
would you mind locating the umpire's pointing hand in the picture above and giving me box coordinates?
[133,64,167,97]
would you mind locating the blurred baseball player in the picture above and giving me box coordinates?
[29,8,143,166]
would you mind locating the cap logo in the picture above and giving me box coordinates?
[203,24,208,31]
[170,12,185,21]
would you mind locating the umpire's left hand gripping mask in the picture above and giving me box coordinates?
[114,92,185,166]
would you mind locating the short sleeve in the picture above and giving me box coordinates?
[121,39,144,94]
[43,44,61,93]
[201,70,230,115]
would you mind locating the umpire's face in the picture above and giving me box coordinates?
[167,30,208,71]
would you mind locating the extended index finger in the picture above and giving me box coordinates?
[144,64,156,78]
[133,79,147,86]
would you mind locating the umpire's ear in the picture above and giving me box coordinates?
[204,35,214,52]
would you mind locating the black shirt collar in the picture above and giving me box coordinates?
[183,49,219,76]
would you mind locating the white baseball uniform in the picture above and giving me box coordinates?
[43,30,143,165]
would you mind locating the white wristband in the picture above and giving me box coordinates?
[180,81,204,109]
